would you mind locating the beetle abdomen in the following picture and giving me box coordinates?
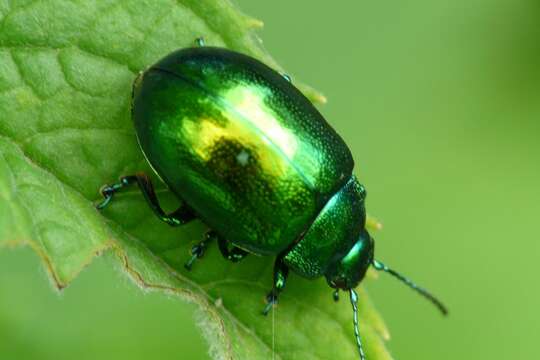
[132,47,354,254]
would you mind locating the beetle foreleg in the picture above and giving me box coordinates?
[96,173,196,226]
[262,257,289,315]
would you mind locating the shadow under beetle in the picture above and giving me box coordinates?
[97,38,447,360]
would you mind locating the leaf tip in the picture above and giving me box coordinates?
[367,216,383,231]
[244,16,264,29]
[381,327,391,341]
[313,93,328,105]
[54,282,67,291]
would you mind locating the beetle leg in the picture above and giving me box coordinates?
[184,231,216,270]
[96,173,196,226]
[333,289,340,302]
[195,37,205,47]
[217,236,249,263]
[262,256,289,315]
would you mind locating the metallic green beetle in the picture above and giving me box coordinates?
[97,38,447,360]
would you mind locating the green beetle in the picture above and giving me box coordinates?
[97,39,447,359]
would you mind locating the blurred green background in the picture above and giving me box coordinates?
[2,0,539,359]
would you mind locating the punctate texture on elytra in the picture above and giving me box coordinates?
[133,47,354,254]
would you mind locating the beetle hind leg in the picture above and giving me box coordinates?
[96,173,196,226]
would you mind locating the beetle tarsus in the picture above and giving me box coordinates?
[184,254,197,271]
[96,193,112,210]
[184,243,206,270]
[184,232,216,270]
[262,293,278,315]
[96,184,119,210]
[96,176,133,210]
[261,256,289,315]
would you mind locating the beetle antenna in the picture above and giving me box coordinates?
[349,289,366,360]
[373,259,448,315]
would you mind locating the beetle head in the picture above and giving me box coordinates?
[325,228,374,290]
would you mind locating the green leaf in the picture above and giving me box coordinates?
[0,1,392,359]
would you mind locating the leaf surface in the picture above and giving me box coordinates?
[0,1,391,359]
